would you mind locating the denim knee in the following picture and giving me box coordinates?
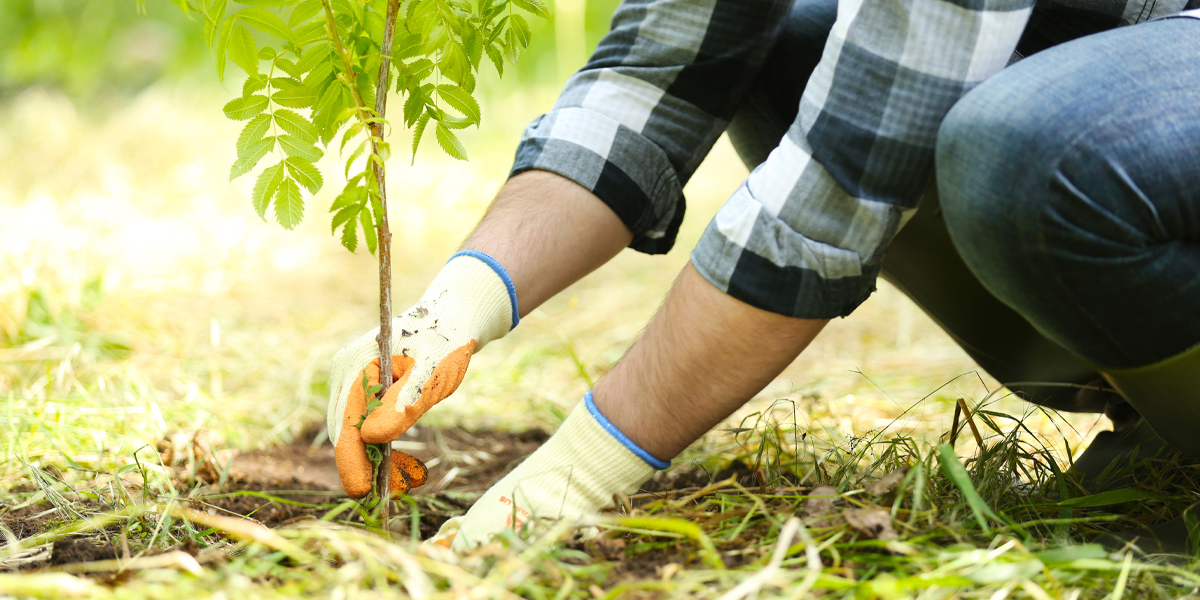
[934,82,1053,305]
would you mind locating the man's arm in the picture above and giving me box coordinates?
[460,170,632,317]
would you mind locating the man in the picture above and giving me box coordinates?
[327,0,1200,550]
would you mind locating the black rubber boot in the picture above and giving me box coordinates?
[1067,391,1168,491]
[1097,502,1199,558]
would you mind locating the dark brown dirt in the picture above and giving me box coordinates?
[1,503,54,540]
[49,537,119,565]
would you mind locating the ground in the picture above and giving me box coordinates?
[2,85,1199,599]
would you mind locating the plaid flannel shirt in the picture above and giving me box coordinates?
[511,0,1199,319]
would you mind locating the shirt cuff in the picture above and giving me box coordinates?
[510,108,686,255]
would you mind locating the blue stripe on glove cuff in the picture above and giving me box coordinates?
[449,250,520,329]
[583,391,671,470]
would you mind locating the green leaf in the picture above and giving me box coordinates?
[402,87,426,127]
[215,17,235,80]
[274,178,304,230]
[511,0,549,19]
[340,121,365,152]
[273,86,319,108]
[237,113,272,155]
[242,75,267,97]
[312,83,345,141]
[227,24,259,75]
[394,33,424,60]
[238,7,296,44]
[288,0,322,27]
[332,0,361,21]
[293,18,327,44]
[275,57,302,79]
[439,42,470,87]
[485,43,504,77]
[303,58,333,90]
[1057,488,1166,508]
[434,121,467,160]
[252,162,286,219]
[230,136,276,179]
[285,156,323,193]
[278,135,324,162]
[329,184,365,214]
[257,45,277,60]
[223,94,269,120]
[236,0,293,6]
[936,444,1002,533]
[437,84,480,125]
[270,76,304,90]
[464,27,483,69]
[411,112,430,161]
[205,1,227,48]
[331,202,362,233]
[345,140,367,177]
[274,109,318,142]
[360,208,378,254]
[339,214,359,252]
[509,13,531,49]
[406,58,435,87]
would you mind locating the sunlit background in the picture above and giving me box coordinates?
[0,0,1104,485]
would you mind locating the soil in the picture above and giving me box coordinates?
[48,537,119,565]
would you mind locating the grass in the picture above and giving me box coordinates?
[3,84,1198,598]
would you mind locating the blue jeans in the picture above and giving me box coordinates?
[727,1,1199,408]
[938,16,1200,370]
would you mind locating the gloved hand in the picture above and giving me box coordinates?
[427,392,668,550]
[328,251,518,498]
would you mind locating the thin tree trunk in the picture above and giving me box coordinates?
[372,0,402,531]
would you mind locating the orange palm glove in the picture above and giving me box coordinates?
[327,252,518,498]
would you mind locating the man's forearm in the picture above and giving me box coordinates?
[460,170,633,317]
[595,263,829,460]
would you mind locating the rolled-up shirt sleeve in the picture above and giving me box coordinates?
[511,0,792,254]
[692,0,1036,318]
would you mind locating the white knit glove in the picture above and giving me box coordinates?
[328,251,517,498]
[427,392,668,550]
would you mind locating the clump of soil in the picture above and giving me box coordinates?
[49,537,119,566]
[1,504,54,540]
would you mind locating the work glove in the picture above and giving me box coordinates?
[328,251,518,498]
[427,392,669,551]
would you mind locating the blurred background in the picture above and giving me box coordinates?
[0,0,1102,484]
